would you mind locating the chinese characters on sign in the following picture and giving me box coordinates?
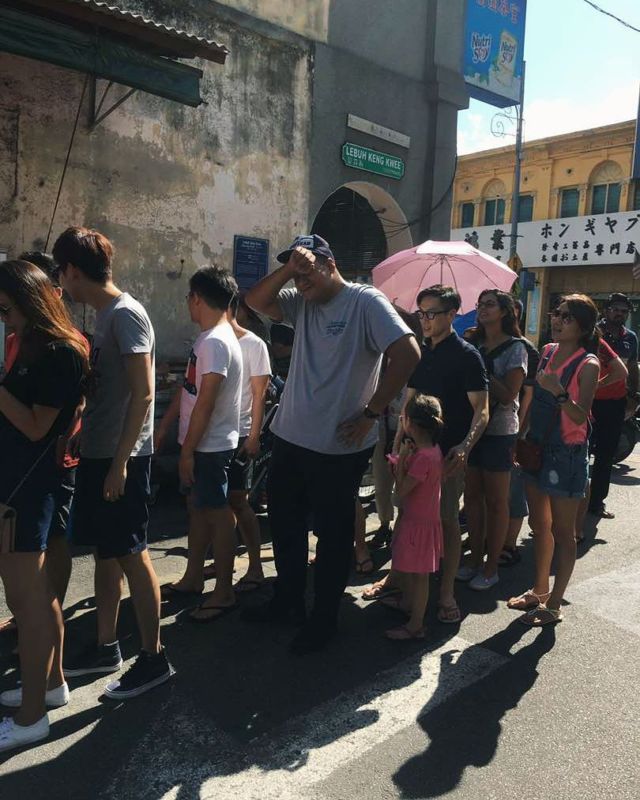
[233,235,269,291]
[452,210,640,267]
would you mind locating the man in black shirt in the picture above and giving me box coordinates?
[404,286,488,620]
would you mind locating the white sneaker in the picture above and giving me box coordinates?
[0,714,49,752]
[455,566,478,582]
[0,682,69,709]
[469,572,499,591]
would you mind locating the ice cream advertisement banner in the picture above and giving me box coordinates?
[463,0,527,108]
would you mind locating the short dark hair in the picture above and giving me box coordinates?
[607,292,631,309]
[189,265,238,311]
[270,323,295,347]
[52,227,113,284]
[416,284,461,313]
[19,251,58,285]
[229,293,240,317]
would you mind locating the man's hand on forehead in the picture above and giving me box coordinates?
[289,246,316,274]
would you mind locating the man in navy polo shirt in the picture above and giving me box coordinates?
[591,293,639,517]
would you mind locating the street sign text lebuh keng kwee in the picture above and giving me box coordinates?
[341,142,405,180]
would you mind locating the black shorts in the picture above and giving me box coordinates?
[48,467,76,540]
[228,437,254,492]
[72,456,151,559]
[468,434,516,473]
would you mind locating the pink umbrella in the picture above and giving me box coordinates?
[372,240,516,314]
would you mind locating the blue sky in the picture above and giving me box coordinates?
[458,0,640,154]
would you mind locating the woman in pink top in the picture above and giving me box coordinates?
[508,294,600,625]
[384,394,444,640]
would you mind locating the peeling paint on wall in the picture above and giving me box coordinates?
[0,15,312,359]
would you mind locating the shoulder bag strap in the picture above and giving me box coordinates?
[5,437,56,505]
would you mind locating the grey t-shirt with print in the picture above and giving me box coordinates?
[81,293,155,458]
[270,283,412,455]
[485,339,528,436]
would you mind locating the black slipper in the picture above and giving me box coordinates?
[354,557,375,574]
[161,584,203,600]
[498,547,521,567]
[188,603,238,623]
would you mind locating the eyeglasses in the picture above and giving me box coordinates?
[476,300,499,310]
[549,309,574,324]
[607,306,629,315]
[416,309,448,321]
[0,304,13,317]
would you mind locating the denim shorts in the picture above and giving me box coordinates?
[73,456,151,559]
[183,450,234,509]
[524,441,589,499]
[509,464,528,519]
[468,434,516,473]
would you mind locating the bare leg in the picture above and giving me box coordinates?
[407,573,429,633]
[95,556,124,645]
[482,470,511,577]
[464,467,486,569]
[354,500,371,567]
[171,499,209,592]
[229,490,264,582]
[525,481,553,597]
[504,517,524,550]
[0,553,55,725]
[576,483,590,541]
[118,550,161,654]
[193,506,237,613]
[547,496,580,610]
[439,517,461,608]
[45,536,72,606]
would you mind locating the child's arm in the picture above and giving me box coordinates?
[395,441,421,499]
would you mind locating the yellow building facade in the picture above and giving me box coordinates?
[451,120,640,343]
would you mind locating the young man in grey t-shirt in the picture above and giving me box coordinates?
[54,227,173,699]
[246,234,420,654]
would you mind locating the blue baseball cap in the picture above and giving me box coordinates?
[276,234,335,264]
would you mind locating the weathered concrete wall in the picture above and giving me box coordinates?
[0,12,312,358]
[213,0,329,41]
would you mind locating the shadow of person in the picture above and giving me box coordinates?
[393,621,557,798]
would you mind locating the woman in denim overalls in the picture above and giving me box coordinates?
[508,294,600,625]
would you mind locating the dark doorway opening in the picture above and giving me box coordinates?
[312,187,387,281]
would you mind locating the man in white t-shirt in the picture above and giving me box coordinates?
[156,266,243,621]
[225,295,271,589]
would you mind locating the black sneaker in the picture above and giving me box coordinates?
[63,642,123,678]
[104,648,174,700]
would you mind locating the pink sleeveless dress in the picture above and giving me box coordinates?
[392,446,443,574]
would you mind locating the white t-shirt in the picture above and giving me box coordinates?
[238,331,271,437]
[178,322,243,452]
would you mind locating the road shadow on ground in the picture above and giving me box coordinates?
[393,622,557,798]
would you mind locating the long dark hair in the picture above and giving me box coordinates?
[405,393,445,444]
[0,260,88,368]
[561,293,601,354]
[474,289,522,342]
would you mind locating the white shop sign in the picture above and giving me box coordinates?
[452,209,640,267]
[347,114,411,149]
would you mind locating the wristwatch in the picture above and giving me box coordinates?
[555,391,569,404]
[363,405,380,419]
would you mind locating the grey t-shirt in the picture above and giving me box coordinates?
[270,283,412,455]
[81,293,155,458]
[485,339,528,436]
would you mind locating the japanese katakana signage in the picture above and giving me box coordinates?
[463,0,527,108]
[452,210,640,267]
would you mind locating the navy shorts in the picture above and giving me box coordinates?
[72,456,151,559]
[468,434,516,473]
[48,468,76,539]
[183,450,234,509]
[524,442,589,499]
[228,437,254,493]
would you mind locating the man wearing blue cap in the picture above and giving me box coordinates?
[245,235,420,653]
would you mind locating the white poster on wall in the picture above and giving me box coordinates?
[452,209,640,268]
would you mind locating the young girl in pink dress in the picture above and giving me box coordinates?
[385,394,444,640]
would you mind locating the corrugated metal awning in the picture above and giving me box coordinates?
[1,0,229,64]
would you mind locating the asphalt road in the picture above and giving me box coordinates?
[1,452,639,800]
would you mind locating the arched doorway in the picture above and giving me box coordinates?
[311,182,412,282]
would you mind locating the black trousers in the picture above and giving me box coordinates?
[267,436,373,627]
[589,397,626,512]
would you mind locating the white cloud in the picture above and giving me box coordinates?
[457,80,639,156]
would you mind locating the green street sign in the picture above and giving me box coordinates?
[341,141,405,180]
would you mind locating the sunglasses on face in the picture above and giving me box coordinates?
[416,309,448,321]
[549,309,574,324]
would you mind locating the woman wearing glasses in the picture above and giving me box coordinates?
[508,294,600,625]
[460,290,528,591]
[0,260,87,751]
